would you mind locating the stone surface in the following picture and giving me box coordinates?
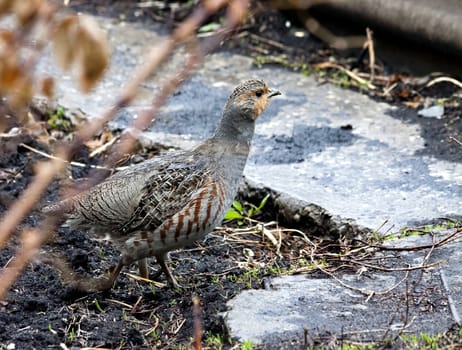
[225,232,461,344]
[418,105,445,119]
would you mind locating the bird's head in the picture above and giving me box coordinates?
[224,79,281,121]
[210,79,280,146]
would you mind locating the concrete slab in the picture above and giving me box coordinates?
[432,233,462,325]
[225,231,461,345]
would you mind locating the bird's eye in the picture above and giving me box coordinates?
[255,90,263,97]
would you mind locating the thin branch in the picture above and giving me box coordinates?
[0,157,66,247]
[314,62,377,89]
[355,226,462,252]
[319,264,411,297]
[426,76,462,89]
[449,136,462,147]
[345,258,445,272]
[0,227,54,298]
[440,268,461,325]
[89,135,120,158]
[365,28,375,83]
[19,143,124,171]
[193,295,202,350]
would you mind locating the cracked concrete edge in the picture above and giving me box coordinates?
[239,177,372,240]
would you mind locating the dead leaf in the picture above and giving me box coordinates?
[53,15,109,92]
[403,100,421,109]
[39,76,55,98]
[0,54,21,91]
[8,77,34,109]
[75,16,109,92]
[25,111,51,146]
[84,129,115,152]
[0,29,13,47]
[12,0,41,25]
[53,16,78,71]
[0,0,12,15]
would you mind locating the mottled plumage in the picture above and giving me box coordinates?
[44,79,280,291]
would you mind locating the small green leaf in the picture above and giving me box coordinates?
[248,194,270,218]
[224,208,244,220]
[56,106,65,118]
[198,22,220,33]
[257,194,270,211]
[94,298,104,313]
[232,200,244,214]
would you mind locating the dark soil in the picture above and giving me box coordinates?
[1,1,461,349]
[0,137,294,349]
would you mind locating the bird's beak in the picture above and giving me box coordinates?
[268,89,281,98]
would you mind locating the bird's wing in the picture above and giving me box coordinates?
[46,151,186,232]
[122,157,213,233]
[63,172,148,232]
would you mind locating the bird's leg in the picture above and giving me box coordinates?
[104,259,125,289]
[155,253,180,289]
[138,258,149,279]
[86,258,125,291]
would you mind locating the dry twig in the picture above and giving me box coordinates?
[365,28,375,83]
[357,226,462,252]
[314,62,377,90]
[426,76,462,89]
[19,142,123,171]
[449,136,462,147]
[193,295,202,350]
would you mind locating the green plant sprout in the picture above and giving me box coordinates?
[47,106,71,131]
[224,194,270,224]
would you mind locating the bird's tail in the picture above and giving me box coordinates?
[41,197,74,216]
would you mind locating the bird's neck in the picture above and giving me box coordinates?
[195,109,255,163]
[210,108,255,147]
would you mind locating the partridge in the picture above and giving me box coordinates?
[44,79,280,291]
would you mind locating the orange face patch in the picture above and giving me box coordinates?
[253,94,269,117]
[235,84,270,119]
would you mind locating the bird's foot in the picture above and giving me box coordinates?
[166,273,181,290]
[155,253,181,289]
[138,258,149,279]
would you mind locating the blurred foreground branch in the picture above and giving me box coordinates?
[0,0,249,299]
